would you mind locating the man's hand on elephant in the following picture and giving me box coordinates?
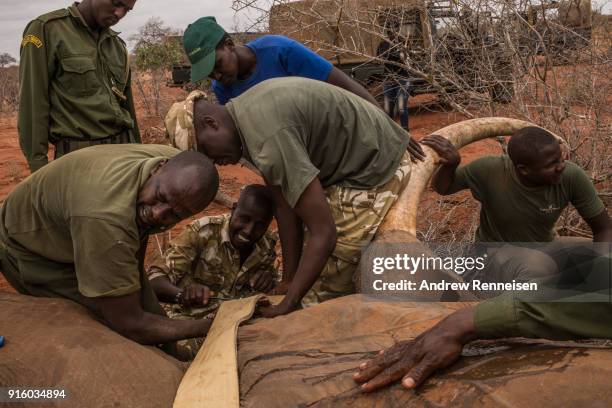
[269,280,291,295]
[181,283,210,307]
[353,307,476,392]
[250,269,276,293]
[421,134,461,166]
[255,297,297,318]
[407,137,426,163]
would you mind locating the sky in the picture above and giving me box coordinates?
[1,0,609,63]
[0,0,259,62]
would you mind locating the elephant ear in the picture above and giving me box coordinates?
[0,292,186,408]
[376,117,566,241]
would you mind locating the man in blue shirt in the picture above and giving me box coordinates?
[181,16,424,161]
[182,16,380,106]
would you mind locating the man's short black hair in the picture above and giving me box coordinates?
[237,184,275,217]
[508,126,558,166]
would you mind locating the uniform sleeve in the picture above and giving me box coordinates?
[18,20,52,172]
[475,294,612,340]
[212,81,229,105]
[70,217,141,297]
[123,69,141,143]
[567,163,605,220]
[448,156,497,199]
[475,255,612,340]
[278,37,333,81]
[147,226,203,285]
[255,127,320,208]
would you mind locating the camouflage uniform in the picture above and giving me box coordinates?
[163,85,413,308]
[147,214,278,319]
[302,151,412,305]
[164,90,207,151]
[302,152,411,306]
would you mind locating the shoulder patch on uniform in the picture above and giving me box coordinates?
[206,215,227,225]
[190,215,226,230]
[37,8,70,23]
[22,35,43,49]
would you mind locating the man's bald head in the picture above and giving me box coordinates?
[193,99,243,165]
[136,151,219,234]
[165,150,219,208]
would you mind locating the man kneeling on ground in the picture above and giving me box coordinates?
[146,185,278,356]
[165,77,426,318]
[148,184,278,316]
[421,127,611,284]
[0,144,219,350]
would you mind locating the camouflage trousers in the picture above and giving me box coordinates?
[302,151,411,305]
[160,302,216,360]
[53,130,132,159]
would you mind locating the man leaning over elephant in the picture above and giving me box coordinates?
[0,144,219,348]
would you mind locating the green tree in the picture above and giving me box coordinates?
[131,18,184,116]
[0,53,18,112]
[0,53,17,68]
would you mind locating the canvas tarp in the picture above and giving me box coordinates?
[2,292,611,407]
[237,295,612,407]
[0,292,186,408]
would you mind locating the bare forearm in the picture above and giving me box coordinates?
[150,275,181,303]
[431,164,459,195]
[347,82,380,108]
[116,312,211,345]
[587,212,612,242]
[282,230,336,309]
[275,195,304,282]
[327,67,380,108]
[279,222,303,282]
[355,306,476,391]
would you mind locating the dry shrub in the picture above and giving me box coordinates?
[141,125,169,144]
[234,0,610,242]
[0,66,19,113]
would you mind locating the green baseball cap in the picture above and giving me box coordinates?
[183,17,226,83]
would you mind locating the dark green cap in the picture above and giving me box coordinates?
[183,17,226,83]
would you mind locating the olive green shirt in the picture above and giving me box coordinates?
[475,254,612,340]
[18,3,141,172]
[147,214,278,317]
[0,144,179,298]
[226,77,410,207]
[450,156,605,242]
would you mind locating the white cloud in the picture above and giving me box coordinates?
[1,0,610,62]
[0,0,258,61]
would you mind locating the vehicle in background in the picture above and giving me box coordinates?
[268,0,514,102]
[522,0,592,64]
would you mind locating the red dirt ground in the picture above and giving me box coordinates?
[0,87,503,293]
